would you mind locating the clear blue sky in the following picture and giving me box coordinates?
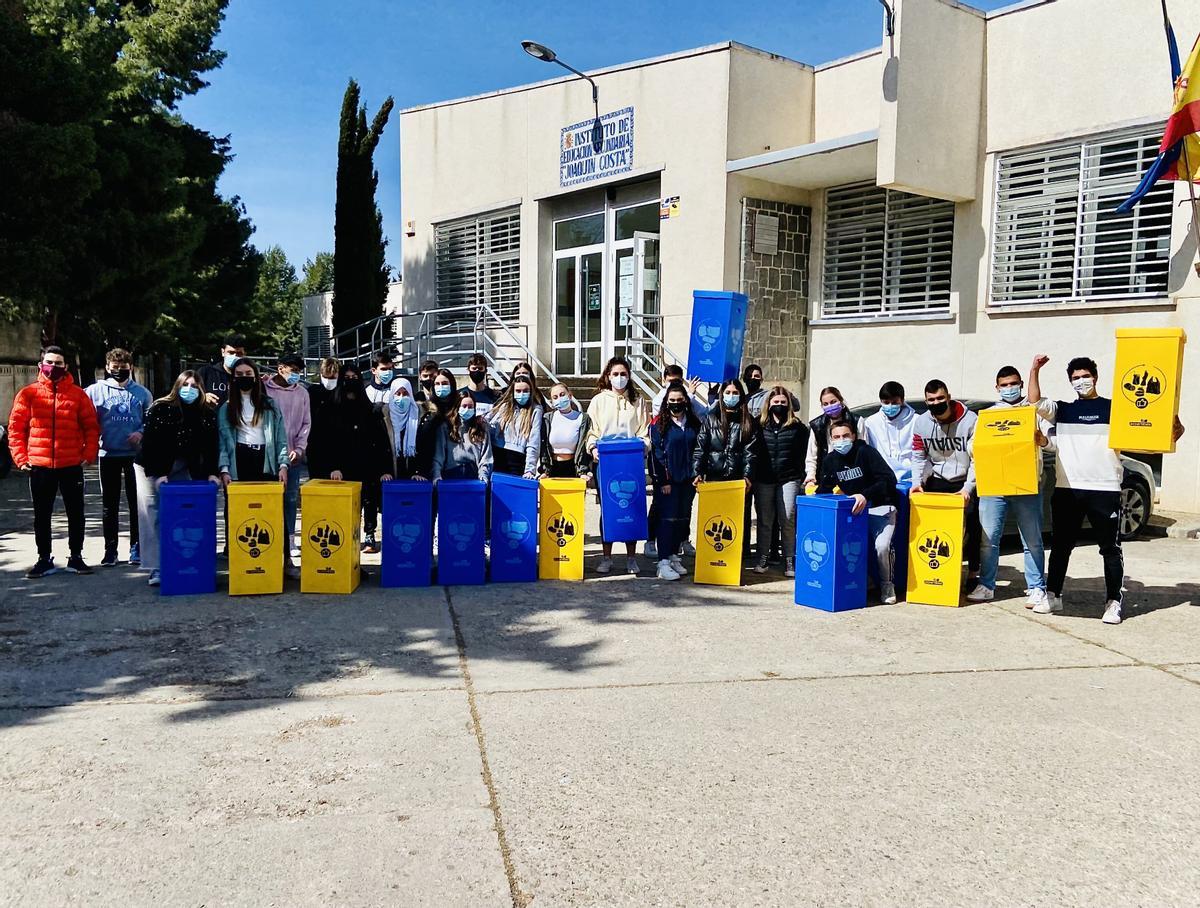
[178,0,1015,273]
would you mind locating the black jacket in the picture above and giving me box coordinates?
[382,404,442,480]
[136,400,219,480]
[816,440,896,507]
[754,418,810,484]
[693,414,757,481]
[539,409,593,477]
[308,394,392,481]
[197,363,233,408]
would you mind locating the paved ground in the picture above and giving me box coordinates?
[1,470,1198,906]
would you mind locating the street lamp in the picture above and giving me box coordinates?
[521,40,603,154]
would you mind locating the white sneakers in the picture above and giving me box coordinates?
[669,555,688,576]
[656,559,681,581]
[626,557,641,575]
[966,584,994,603]
[1032,592,1063,614]
[1102,599,1123,625]
[596,557,613,574]
[880,582,897,605]
[1026,588,1048,610]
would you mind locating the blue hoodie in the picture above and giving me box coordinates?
[85,378,153,457]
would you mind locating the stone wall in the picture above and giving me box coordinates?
[738,198,811,390]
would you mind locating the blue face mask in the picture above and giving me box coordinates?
[722,393,741,409]
[376,369,393,385]
[458,407,476,422]
[832,439,854,456]
[285,371,302,386]
[999,385,1023,403]
[392,395,411,413]
[553,395,573,412]
[223,354,239,370]
[514,391,531,407]
[178,385,200,404]
[434,384,452,399]
[881,403,902,419]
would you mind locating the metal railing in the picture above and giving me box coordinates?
[624,310,685,401]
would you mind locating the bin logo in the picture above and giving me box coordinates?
[447,519,477,552]
[841,539,862,574]
[390,520,423,554]
[696,320,722,353]
[801,531,830,571]
[236,520,273,559]
[704,516,736,552]
[171,524,205,560]
[985,417,1021,435]
[607,475,641,510]
[1121,365,1165,410]
[499,517,532,549]
[545,512,578,548]
[308,521,344,559]
[917,532,955,570]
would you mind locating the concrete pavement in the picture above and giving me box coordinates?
[1,471,1198,906]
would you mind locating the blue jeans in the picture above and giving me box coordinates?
[978,494,1045,592]
[283,462,301,556]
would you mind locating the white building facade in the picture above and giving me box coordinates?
[399,0,1200,511]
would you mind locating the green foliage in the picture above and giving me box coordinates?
[300,251,335,296]
[333,78,394,340]
[248,246,301,355]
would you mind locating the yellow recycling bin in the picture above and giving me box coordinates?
[906,492,966,607]
[974,406,1041,497]
[695,480,746,586]
[300,480,362,594]
[1109,327,1187,453]
[539,478,587,581]
[227,481,284,596]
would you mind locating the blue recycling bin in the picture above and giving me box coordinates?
[686,290,749,383]
[596,437,648,543]
[158,481,218,596]
[437,480,487,586]
[794,494,868,612]
[381,480,434,587]
[489,473,539,583]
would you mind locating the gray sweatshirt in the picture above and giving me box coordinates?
[432,424,494,482]
[911,401,977,493]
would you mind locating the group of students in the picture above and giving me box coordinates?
[7,339,1183,624]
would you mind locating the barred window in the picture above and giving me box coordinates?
[821,183,955,320]
[304,324,331,359]
[434,208,520,321]
[991,125,1171,305]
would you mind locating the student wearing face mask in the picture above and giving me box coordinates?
[752,387,810,578]
[365,351,397,409]
[486,375,542,479]
[741,364,767,417]
[911,378,981,587]
[217,358,289,488]
[804,386,866,490]
[967,366,1054,607]
[650,382,701,581]
[305,357,341,480]
[863,381,916,483]
[134,371,220,587]
[432,391,493,482]
[540,383,593,479]
[263,353,312,578]
[650,364,708,420]
[693,380,758,489]
[586,356,651,574]
[416,359,441,402]
[85,347,153,567]
[507,362,547,409]
[382,377,439,480]
[462,353,497,414]
[817,420,900,604]
[9,345,101,579]
[1027,354,1184,625]
[198,334,246,408]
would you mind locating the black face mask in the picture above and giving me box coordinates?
[342,377,363,396]
[769,404,789,420]
[668,401,687,414]
[234,375,256,392]
[421,378,434,392]
[108,368,131,383]
[468,369,486,384]
[745,378,763,395]
[928,400,950,417]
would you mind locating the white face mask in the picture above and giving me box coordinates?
[610,374,629,391]
[1071,377,1095,397]
[321,376,338,390]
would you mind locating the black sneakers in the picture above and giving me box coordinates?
[63,556,93,575]
[26,557,56,579]
[361,534,380,554]
[100,549,119,567]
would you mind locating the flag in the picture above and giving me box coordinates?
[1116,7,1200,213]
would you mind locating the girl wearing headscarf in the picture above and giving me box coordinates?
[382,376,440,480]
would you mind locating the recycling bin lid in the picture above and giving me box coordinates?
[1115,328,1186,340]
[795,493,856,511]
[911,491,967,510]
[596,436,646,454]
[383,478,434,492]
[227,481,283,497]
[698,479,746,494]
[302,479,362,497]
[438,479,488,493]
[492,473,538,491]
[159,480,217,496]
[692,290,748,302]
[539,477,586,492]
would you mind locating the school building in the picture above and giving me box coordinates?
[397,0,1200,511]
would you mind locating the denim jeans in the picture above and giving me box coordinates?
[283,462,301,556]
[978,493,1045,592]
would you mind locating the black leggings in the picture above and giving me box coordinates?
[235,444,270,482]
[1048,488,1124,602]
[30,465,86,559]
[547,459,577,478]
[99,455,138,549]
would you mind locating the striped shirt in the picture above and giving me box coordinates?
[1035,397,1122,492]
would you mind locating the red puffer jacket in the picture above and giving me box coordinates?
[8,372,100,469]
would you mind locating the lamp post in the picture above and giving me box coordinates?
[521,40,603,154]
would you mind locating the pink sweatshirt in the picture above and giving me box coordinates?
[264,379,312,456]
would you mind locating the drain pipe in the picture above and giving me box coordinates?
[738,197,748,295]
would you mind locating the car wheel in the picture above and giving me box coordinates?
[1118,480,1150,540]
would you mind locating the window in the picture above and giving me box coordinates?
[991,125,1171,306]
[554,213,604,250]
[821,183,954,319]
[435,208,520,321]
[304,324,331,359]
